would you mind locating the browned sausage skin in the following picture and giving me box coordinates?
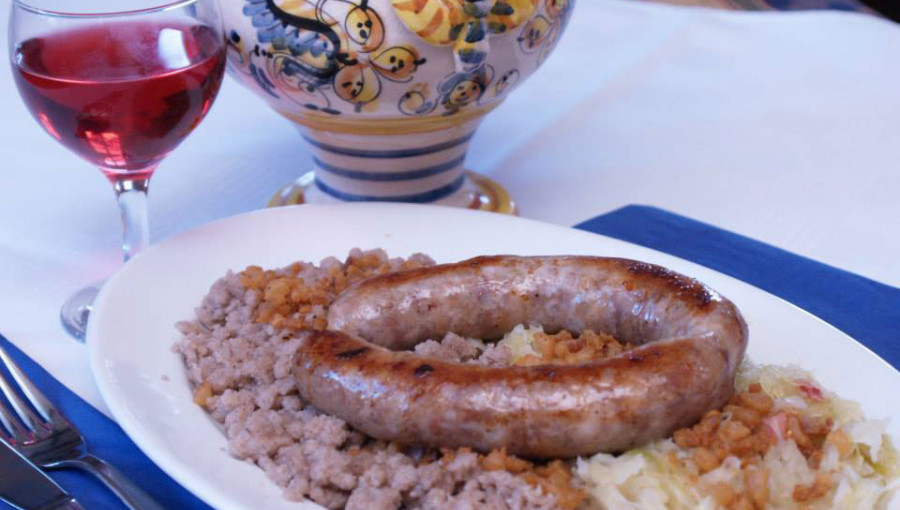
[293,256,749,459]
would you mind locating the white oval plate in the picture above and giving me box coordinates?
[87,204,900,510]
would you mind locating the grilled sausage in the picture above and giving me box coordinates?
[293,256,748,458]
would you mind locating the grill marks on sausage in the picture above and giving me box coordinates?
[414,364,435,378]
[625,260,715,309]
[336,347,369,359]
[627,349,663,364]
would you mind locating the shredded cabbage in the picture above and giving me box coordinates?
[497,324,541,362]
[576,361,900,509]
[849,419,889,464]
[576,444,712,510]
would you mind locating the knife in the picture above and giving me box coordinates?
[0,440,83,510]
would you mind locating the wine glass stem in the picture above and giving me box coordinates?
[112,177,150,263]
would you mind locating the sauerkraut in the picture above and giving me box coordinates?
[576,362,900,509]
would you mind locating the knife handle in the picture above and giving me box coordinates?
[52,455,165,510]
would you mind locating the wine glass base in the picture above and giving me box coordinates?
[267,170,517,215]
[60,283,101,342]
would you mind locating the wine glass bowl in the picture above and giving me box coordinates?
[9,0,226,339]
[221,0,575,211]
[13,21,225,176]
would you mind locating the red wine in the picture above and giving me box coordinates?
[13,22,225,178]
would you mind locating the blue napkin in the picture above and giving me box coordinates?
[2,204,898,510]
[0,337,211,510]
[575,205,899,370]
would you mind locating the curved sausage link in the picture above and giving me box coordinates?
[294,256,748,458]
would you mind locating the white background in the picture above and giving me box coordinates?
[1,0,898,412]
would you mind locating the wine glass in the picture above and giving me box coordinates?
[9,0,226,340]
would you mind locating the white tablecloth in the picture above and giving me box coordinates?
[1,0,898,414]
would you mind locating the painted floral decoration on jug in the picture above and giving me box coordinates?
[228,0,430,113]
[390,0,536,68]
[518,0,574,63]
[226,0,574,118]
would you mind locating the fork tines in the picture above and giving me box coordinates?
[0,345,59,444]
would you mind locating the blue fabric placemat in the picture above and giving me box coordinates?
[576,205,900,369]
[2,204,898,510]
[0,336,212,510]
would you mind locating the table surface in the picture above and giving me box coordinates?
[1,0,898,414]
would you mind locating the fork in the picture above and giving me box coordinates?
[0,345,165,510]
